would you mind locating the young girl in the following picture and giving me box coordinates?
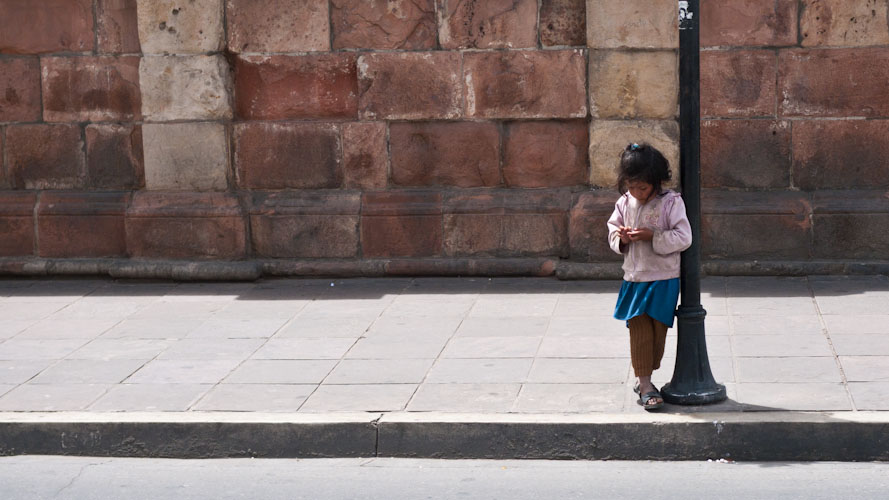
[607,143,692,411]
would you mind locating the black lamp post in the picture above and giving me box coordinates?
[660,0,727,405]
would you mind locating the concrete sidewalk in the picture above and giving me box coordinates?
[1,275,888,460]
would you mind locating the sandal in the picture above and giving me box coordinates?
[638,390,664,411]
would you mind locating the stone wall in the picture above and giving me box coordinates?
[0,0,887,277]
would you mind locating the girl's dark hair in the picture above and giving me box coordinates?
[616,143,671,194]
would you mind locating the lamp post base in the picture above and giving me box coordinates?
[660,304,727,405]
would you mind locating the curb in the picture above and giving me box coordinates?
[2,412,888,461]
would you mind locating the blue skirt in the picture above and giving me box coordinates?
[613,278,680,328]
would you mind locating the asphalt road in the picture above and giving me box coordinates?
[1,457,887,499]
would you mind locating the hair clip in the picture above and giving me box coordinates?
[630,143,641,151]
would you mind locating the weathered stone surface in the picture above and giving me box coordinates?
[6,124,84,189]
[358,52,462,120]
[0,58,41,122]
[438,0,538,49]
[37,192,129,258]
[126,192,247,259]
[249,192,360,258]
[588,120,679,189]
[814,214,889,259]
[444,213,569,257]
[503,120,588,188]
[142,123,229,191]
[389,122,500,188]
[234,122,342,189]
[569,191,622,262]
[42,56,142,122]
[793,120,889,190]
[343,122,388,190]
[0,192,36,256]
[586,0,678,48]
[589,50,678,119]
[443,191,570,257]
[234,54,359,120]
[97,0,142,53]
[332,0,436,50]
[227,0,330,53]
[464,50,587,118]
[801,0,889,47]
[0,0,94,54]
[701,50,776,117]
[86,124,145,190]
[702,191,811,260]
[140,55,232,121]
[701,120,791,189]
[779,48,889,117]
[137,0,224,54]
[361,191,442,257]
[540,0,587,47]
[813,191,889,259]
[701,0,798,47]
[126,192,246,259]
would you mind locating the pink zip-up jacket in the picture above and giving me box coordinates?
[607,189,692,282]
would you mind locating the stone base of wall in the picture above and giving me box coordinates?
[2,257,887,282]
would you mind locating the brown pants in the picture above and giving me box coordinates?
[628,314,668,377]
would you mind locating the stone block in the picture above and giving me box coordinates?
[249,192,360,258]
[140,55,232,121]
[6,124,84,190]
[443,191,570,257]
[234,54,359,120]
[0,0,94,54]
[142,123,228,191]
[332,0,436,50]
[0,58,41,122]
[586,0,678,48]
[464,50,587,119]
[37,192,129,258]
[227,0,330,53]
[540,0,587,47]
[702,191,812,260]
[779,48,889,117]
[701,120,791,189]
[42,56,142,122]
[343,122,388,190]
[361,191,442,257]
[0,192,36,256]
[137,0,224,54]
[568,190,622,261]
[793,120,889,190]
[503,120,588,188]
[234,122,342,189]
[358,52,462,120]
[812,191,889,259]
[588,120,679,189]
[97,0,141,53]
[815,214,889,259]
[126,192,246,259]
[85,124,145,190]
[589,50,678,119]
[701,0,798,47]
[801,0,889,47]
[438,0,538,49]
[389,122,500,188]
[701,50,776,117]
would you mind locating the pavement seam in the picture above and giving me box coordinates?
[807,276,857,411]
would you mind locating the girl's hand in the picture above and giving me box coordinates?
[618,226,632,244]
[627,228,653,241]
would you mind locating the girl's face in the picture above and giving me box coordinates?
[627,180,655,203]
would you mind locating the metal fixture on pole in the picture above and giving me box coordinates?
[660,0,727,405]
